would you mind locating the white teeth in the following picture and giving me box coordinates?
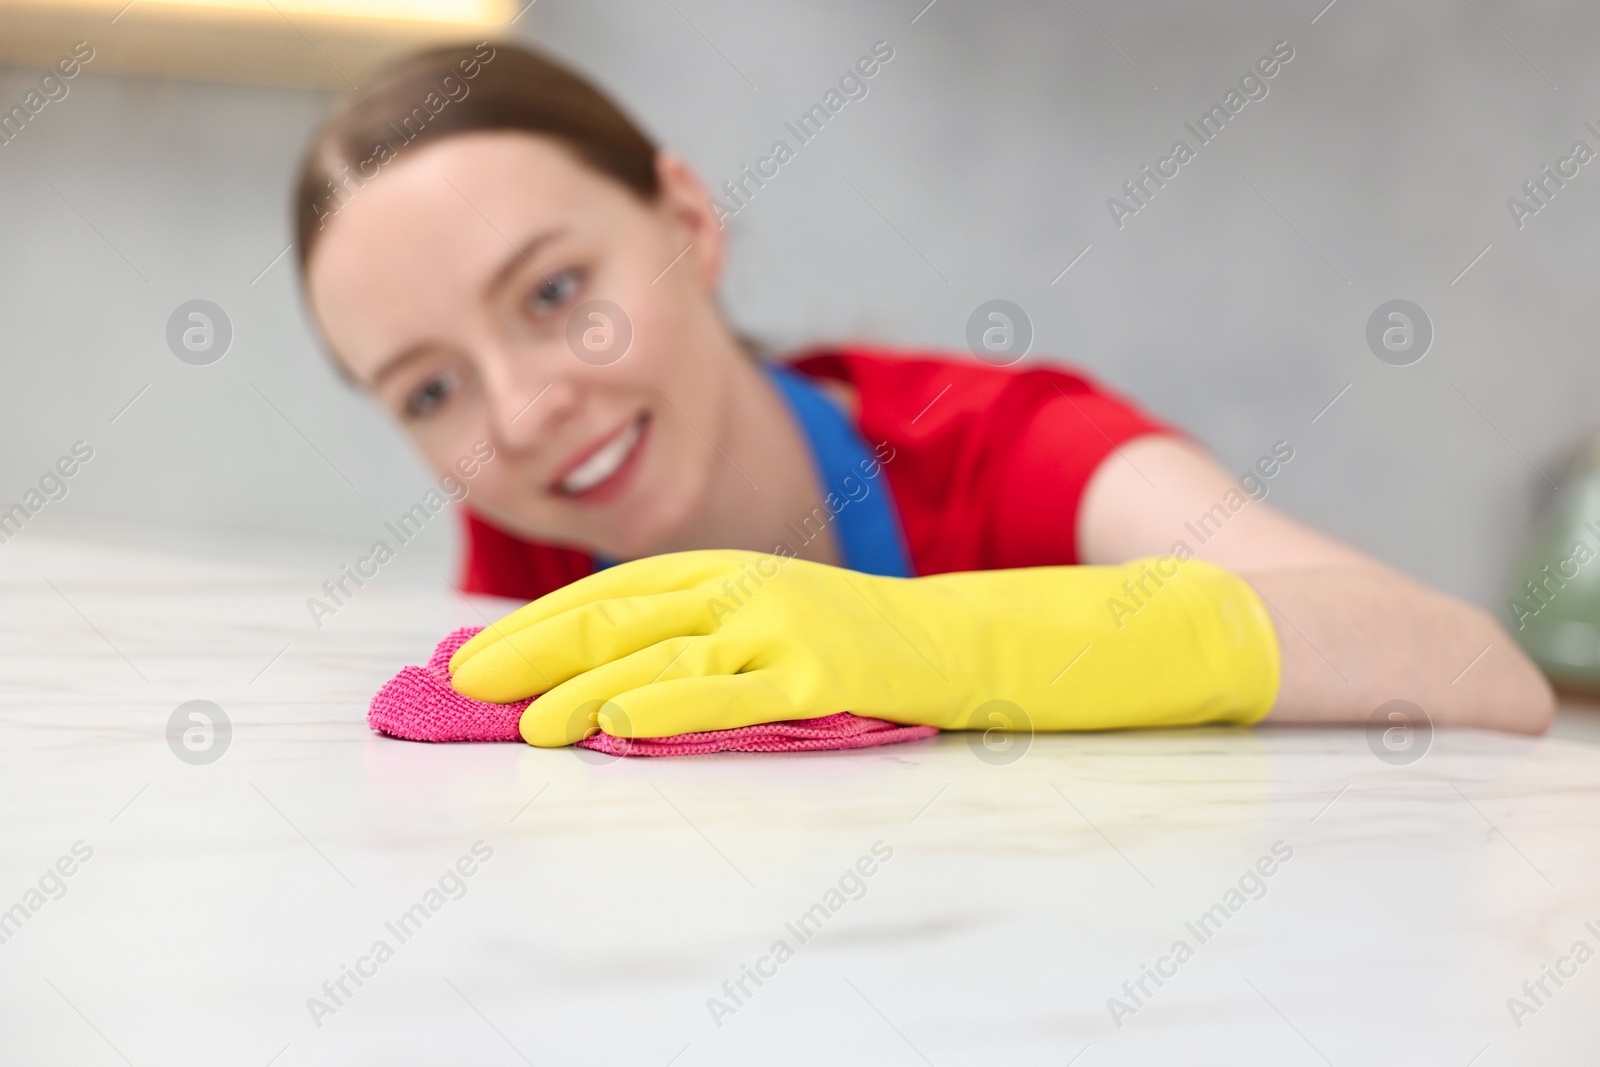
[560,417,643,494]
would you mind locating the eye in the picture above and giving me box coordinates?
[403,370,459,420]
[525,268,582,317]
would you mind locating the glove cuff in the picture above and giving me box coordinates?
[1170,557,1281,726]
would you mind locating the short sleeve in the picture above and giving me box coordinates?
[459,509,595,600]
[984,366,1187,567]
[789,344,1192,576]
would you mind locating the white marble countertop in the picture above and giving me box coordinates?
[2,536,1598,1066]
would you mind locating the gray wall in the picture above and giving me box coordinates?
[2,0,1597,606]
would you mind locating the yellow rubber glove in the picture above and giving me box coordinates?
[448,548,1281,747]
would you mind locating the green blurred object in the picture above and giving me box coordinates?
[1507,434,1600,690]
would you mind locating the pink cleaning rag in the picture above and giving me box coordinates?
[367,626,939,757]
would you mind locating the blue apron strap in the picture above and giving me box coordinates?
[763,362,912,577]
[594,361,912,577]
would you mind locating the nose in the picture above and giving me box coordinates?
[479,341,579,455]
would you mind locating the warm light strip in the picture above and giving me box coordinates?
[10,0,513,27]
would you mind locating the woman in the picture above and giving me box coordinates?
[296,42,1553,746]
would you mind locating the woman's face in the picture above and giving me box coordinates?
[306,131,738,559]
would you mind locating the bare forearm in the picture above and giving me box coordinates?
[1074,435,1557,733]
[1243,567,1556,734]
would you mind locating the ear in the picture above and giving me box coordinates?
[651,148,729,294]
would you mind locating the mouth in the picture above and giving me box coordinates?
[550,412,651,501]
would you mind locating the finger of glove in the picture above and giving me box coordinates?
[452,587,723,704]
[450,549,760,671]
[518,639,774,748]
[514,636,725,746]
[599,672,832,740]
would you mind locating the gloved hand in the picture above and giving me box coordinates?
[448,548,1281,747]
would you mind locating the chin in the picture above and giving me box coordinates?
[605,489,691,558]
[611,459,711,557]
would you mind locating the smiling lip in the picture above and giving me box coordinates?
[549,412,651,503]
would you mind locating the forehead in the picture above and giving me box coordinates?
[305,132,632,371]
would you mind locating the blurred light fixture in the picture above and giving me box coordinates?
[0,0,517,88]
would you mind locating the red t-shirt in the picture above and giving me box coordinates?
[459,343,1182,599]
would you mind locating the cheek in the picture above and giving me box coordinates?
[409,421,488,493]
[606,281,681,378]
[623,286,724,418]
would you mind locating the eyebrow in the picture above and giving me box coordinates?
[366,226,569,390]
[486,226,568,296]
